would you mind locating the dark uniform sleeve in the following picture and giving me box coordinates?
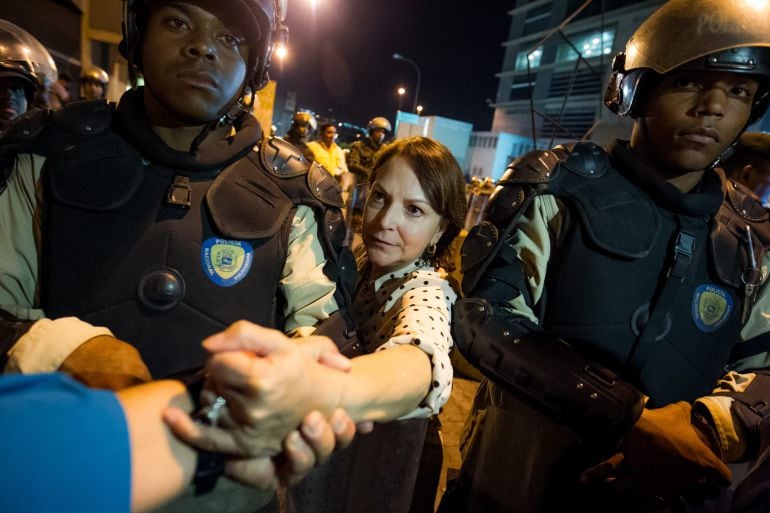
[346,142,370,180]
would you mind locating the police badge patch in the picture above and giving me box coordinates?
[692,284,734,333]
[201,238,254,287]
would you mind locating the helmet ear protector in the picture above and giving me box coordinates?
[604,53,647,118]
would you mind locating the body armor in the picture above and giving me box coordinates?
[347,138,382,180]
[459,142,770,406]
[0,93,349,378]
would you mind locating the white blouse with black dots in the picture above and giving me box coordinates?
[352,258,456,419]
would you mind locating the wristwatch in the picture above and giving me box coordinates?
[181,369,227,495]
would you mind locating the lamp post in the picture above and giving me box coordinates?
[393,53,421,113]
[397,86,406,112]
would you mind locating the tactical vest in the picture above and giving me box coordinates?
[0,98,350,378]
[494,142,770,406]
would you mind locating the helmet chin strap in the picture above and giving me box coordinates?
[710,142,736,171]
[190,78,257,153]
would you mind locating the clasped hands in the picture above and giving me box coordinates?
[163,321,368,490]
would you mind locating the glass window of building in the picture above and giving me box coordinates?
[567,0,641,21]
[523,4,551,35]
[515,46,543,71]
[555,29,614,63]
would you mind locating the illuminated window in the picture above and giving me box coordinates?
[555,29,615,63]
[515,46,543,71]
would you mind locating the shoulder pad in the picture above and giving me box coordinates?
[0,108,49,143]
[51,99,113,136]
[710,177,770,289]
[498,147,568,185]
[558,142,610,178]
[725,179,769,223]
[260,136,310,178]
[484,183,526,229]
[307,161,344,208]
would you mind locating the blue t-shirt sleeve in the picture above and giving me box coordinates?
[0,373,131,513]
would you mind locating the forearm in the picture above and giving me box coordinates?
[338,345,432,423]
[118,380,196,513]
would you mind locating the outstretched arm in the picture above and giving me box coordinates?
[120,379,356,512]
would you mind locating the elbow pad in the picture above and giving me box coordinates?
[453,298,644,445]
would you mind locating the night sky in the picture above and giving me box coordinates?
[273,0,514,130]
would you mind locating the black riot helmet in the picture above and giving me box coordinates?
[605,0,770,124]
[0,19,57,103]
[120,0,289,95]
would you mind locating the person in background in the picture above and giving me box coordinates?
[79,65,109,101]
[284,110,316,162]
[344,116,392,240]
[282,136,468,513]
[0,19,57,129]
[307,121,349,180]
[347,116,391,182]
[442,0,770,511]
[49,72,72,109]
[722,132,770,205]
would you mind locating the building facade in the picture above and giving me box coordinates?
[491,0,665,147]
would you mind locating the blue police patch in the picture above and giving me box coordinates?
[201,238,253,287]
[692,284,733,333]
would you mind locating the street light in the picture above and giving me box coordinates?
[416,105,423,116]
[397,86,406,111]
[274,43,288,60]
[393,53,421,113]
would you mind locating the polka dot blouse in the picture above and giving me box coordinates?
[352,258,456,419]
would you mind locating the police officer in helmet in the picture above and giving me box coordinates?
[347,116,391,181]
[0,19,57,129]
[442,0,770,511]
[284,110,316,162]
[0,0,356,510]
[79,65,110,101]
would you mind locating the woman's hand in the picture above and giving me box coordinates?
[197,322,348,456]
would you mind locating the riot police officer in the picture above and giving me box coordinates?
[0,19,57,129]
[284,110,316,162]
[0,1,352,511]
[79,65,109,101]
[442,1,770,511]
[347,116,391,181]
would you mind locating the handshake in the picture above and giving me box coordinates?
[161,321,370,491]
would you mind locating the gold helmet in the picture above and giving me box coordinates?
[80,65,109,85]
[367,116,392,134]
[292,111,317,132]
[605,0,770,123]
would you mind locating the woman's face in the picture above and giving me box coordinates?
[362,156,445,278]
